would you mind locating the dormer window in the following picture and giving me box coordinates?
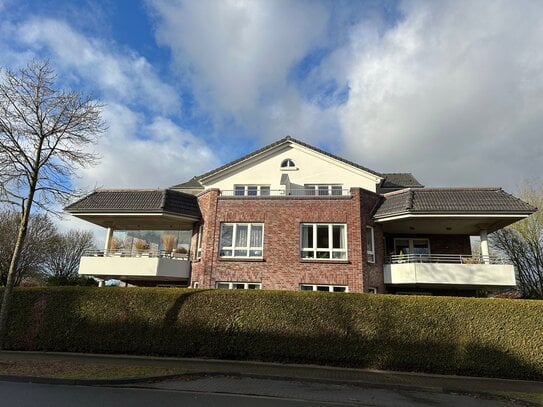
[281,159,296,169]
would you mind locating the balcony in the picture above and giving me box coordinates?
[219,188,351,197]
[78,250,190,281]
[384,254,516,287]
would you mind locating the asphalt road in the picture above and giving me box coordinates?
[0,377,515,407]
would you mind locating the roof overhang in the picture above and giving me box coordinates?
[375,213,531,234]
[68,211,199,229]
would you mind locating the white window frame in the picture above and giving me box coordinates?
[219,223,264,258]
[368,287,378,294]
[300,223,347,260]
[234,185,271,196]
[366,226,375,263]
[304,184,343,196]
[393,238,430,256]
[280,158,296,169]
[196,224,203,259]
[216,282,262,290]
[300,284,348,293]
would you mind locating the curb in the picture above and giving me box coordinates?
[0,373,188,386]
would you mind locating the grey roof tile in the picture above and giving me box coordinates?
[65,189,201,218]
[374,187,536,218]
[380,173,423,189]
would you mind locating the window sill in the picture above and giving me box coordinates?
[300,259,351,264]
[280,167,298,171]
[219,257,265,262]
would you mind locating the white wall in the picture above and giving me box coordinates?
[203,143,381,193]
[384,263,516,286]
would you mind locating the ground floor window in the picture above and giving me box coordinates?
[301,223,347,259]
[300,284,348,292]
[216,282,262,290]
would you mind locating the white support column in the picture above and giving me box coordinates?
[480,229,489,264]
[104,227,113,254]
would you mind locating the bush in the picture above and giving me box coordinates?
[4,288,543,379]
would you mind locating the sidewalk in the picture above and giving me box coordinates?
[0,350,541,396]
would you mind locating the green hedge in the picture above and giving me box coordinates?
[4,287,543,379]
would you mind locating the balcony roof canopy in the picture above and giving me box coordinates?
[374,187,536,234]
[65,189,200,229]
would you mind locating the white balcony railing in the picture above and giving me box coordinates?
[219,188,351,197]
[384,254,516,287]
[385,254,510,265]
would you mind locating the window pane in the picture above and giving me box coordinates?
[316,225,329,249]
[332,225,345,249]
[331,185,342,196]
[413,240,430,255]
[301,250,314,259]
[260,186,270,196]
[220,249,232,257]
[234,186,245,196]
[220,225,233,247]
[236,225,248,247]
[316,251,331,259]
[333,286,346,292]
[247,186,258,196]
[247,284,260,290]
[249,250,262,257]
[233,283,245,289]
[366,228,374,252]
[316,286,330,292]
[395,239,410,255]
[332,251,346,259]
[300,285,313,291]
[301,225,313,249]
[250,225,263,247]
[217,283,230,289]
[318,185,329,196]
[234,249,248,257]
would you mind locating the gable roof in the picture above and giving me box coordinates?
[380,173,423,189]
[374,187,537,219]
[171,176,204,190]
[65,189,201,218]
[196,136,383,182]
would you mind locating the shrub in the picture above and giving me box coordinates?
[4,288,543,379]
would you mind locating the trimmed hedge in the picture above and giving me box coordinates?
[4,287,543,379]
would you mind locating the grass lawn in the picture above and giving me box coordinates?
[0,359,186,380]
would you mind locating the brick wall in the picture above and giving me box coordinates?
[190,188,381,293]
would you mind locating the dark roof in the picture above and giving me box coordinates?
[374,187,536,218]
[380,173,423,190]
[196,136,383,181]
[170,176,204,190]
[65,189,201,218]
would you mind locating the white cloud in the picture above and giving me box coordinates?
[17,18,181,115]
[149,0,338,142]
[335,0,543,190]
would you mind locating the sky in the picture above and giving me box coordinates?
[1,0,542,237]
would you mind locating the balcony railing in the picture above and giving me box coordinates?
[385,254,510,265]
[219,188,351,197]
[83,249,190,260]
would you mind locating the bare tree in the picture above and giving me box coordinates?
[491,180,543,299]
[0,60,104,347]
[44,229,95,282]
[0,210,57,286]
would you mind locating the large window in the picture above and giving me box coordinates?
[300,284,348,292]
[394,238,430,256]
[304,184,343,196]
[234,185,270,196]
[220,223,264,258]
[366,226,375,263]
[301,223,347,260]
[216,282,262,290]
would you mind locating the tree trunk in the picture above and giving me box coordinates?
[0,202,31,348]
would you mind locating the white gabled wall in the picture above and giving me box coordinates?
[201,143,381,193]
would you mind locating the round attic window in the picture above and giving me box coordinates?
[281,159,296,168]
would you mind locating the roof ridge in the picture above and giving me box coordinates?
[196,136,383,181]
[415,187,502,192]
[406,189,414,210]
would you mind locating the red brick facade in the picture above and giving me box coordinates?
[190,188,383,293]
